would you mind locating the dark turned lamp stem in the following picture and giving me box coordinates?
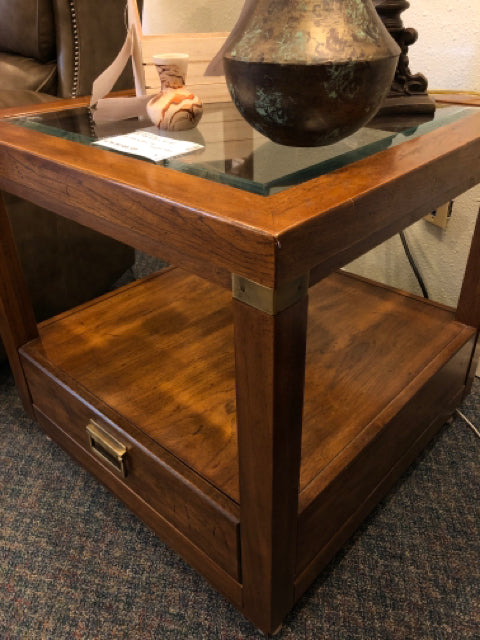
[375,0,436,114]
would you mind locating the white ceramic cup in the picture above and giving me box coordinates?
[152,52,189,85]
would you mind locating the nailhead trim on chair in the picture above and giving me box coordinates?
[68,0,80,97]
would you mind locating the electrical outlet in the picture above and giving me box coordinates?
[424,201,454,229]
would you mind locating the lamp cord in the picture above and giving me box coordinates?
[456,410,480,440]
[399,231,429,299]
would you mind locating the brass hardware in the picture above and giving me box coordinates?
[86,420,128,478]
[232,274,309,315]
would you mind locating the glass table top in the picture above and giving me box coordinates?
[8,102,475,196]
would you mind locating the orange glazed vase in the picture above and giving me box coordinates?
[146,53,203,131]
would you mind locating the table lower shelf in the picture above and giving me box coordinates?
[19,267,476,610]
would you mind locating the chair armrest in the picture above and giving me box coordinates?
[0,89,59,110]
[0,54,57,95]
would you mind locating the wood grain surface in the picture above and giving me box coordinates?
[1,96,479,635]
[31,404,243,608]
[22,354,240,580]
[20,268,475,505]
[0,101,479,288]
[297,336,474,575]
[233,294,308,632]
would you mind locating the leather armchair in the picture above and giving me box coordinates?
[0,0,143,359]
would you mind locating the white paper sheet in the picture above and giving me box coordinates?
[93,130,203,162]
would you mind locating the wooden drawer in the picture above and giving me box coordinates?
[21,355,241,584]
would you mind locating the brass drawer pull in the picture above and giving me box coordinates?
[86,420,128,478]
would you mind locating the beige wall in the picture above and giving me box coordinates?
[142,0,243,34]
[405,1,480,93]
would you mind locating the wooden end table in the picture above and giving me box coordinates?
[0,96,479,634]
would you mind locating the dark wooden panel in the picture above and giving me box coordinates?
[0,192,38,414]
[465,332,480,394]
[295,384,466,601]
[456,208,480,328]
[453,204,480,391]
[296,338,474,580]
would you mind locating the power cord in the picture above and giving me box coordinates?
[399,230,429,299]
[456,410,480,440]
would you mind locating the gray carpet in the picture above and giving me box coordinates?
[1,305,479,638]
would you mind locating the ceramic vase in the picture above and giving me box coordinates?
[223,0,401,146]
[147,53,203,131]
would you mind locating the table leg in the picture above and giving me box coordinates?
[232,275,308,634]
[0,192,38,414]
[456,207,480,390]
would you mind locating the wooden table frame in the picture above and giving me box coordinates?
[0,97,479,634]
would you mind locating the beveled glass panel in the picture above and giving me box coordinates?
[9,103,474,195]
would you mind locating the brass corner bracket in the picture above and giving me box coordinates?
[232,274,309,315]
